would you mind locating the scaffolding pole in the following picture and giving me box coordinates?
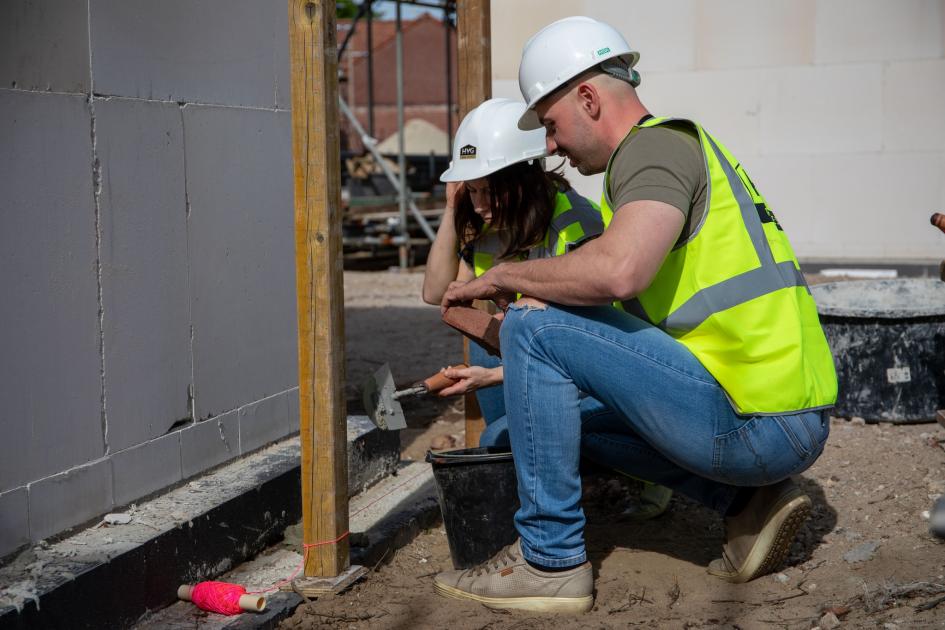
[395,1,409,268]
[339,97,437,241]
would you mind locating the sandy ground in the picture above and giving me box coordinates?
[283,270,945,629]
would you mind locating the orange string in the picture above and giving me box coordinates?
[247,468,430,594]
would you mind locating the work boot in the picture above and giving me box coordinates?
[433,539,594,613]
[708,478,811,583]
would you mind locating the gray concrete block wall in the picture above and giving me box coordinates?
[0,2,300,557]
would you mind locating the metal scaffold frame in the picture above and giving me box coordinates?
[337,0,457,269]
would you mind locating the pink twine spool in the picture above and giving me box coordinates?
[190,581,248,616]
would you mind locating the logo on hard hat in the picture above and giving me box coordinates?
[459,144,477,159]
[596,47,611,56]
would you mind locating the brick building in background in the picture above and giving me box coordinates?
[337,13,458,155]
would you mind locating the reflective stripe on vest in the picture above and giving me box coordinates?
[657,133,809,332]
[602,117,837,415]
[471,190,603,277]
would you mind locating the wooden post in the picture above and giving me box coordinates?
[456,0,491,447]
[288,0,349,578]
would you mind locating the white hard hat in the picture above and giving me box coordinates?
[440,98,548,182]
[517,16,640,130]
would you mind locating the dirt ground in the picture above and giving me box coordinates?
[283,270,945,629]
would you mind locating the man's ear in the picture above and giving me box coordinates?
[575,81,601,119]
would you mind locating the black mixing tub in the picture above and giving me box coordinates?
[812,279,945,423]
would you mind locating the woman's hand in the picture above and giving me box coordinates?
[437,365,503,397]
[445,181,465,210]
[422,182,467,305]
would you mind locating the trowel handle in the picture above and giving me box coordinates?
[422,363,469,394]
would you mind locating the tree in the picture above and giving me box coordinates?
[337,0,369,19]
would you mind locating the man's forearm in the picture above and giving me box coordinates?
[491,244,623,305]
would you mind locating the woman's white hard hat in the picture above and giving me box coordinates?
[440,98,548,183]
[517,16,640,130]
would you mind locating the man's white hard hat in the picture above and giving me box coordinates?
[440,98,548,182]
[517,16,640,130]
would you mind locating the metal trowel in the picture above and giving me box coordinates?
[362,363,468,430]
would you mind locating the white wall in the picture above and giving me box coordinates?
[492,0,945,262]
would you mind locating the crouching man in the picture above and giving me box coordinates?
[434,16,837,614]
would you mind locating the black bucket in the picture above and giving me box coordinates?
[813,279,945,423]
[426,447,520,569]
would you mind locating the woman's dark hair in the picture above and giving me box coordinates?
[454,161,571,260]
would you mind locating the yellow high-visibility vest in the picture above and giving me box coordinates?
[602,117,837,415]
[470,189,604,277]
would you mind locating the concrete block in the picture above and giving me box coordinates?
[760,64,882,155]
[815,0,943,64]
[238,391,291,455]
[490,1,586,81]
[640,69,763,157]
[29,460,113,541]
[346,416,400,497]
[0,90,103,490]
[883,59,945,153]
[0,488,30,558]
[591,0,697,73]
[180,411,239,479]
[491,80,519,100]
[491,1,697,80]
[740,154,817,253]
[111,431,182,507]
[183,105,296,420]
[695,0,814,69]
[96,97,192,451]
[90,0,279,107]
[870,154,945,260]
[807,152,945,260]
[0,0,90,93]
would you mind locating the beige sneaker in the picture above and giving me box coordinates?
[433,539,594,613]
[708,478,811,583]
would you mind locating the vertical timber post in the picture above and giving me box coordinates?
[288,0,349,578]
[456,0,491,447]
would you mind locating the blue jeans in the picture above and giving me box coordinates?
[500,303,830,569]
[468,341,510,447]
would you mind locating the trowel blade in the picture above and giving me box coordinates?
[361,363,407,431]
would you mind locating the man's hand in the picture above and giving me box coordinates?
[440,267,517,312]
[437,365,503,397]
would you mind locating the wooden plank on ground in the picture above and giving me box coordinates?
[288,0,349,577]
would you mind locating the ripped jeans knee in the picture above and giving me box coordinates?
[507,296,548,313]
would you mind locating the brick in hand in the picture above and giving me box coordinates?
[442,306,502,357]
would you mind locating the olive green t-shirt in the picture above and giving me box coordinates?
[607,123,707,245]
